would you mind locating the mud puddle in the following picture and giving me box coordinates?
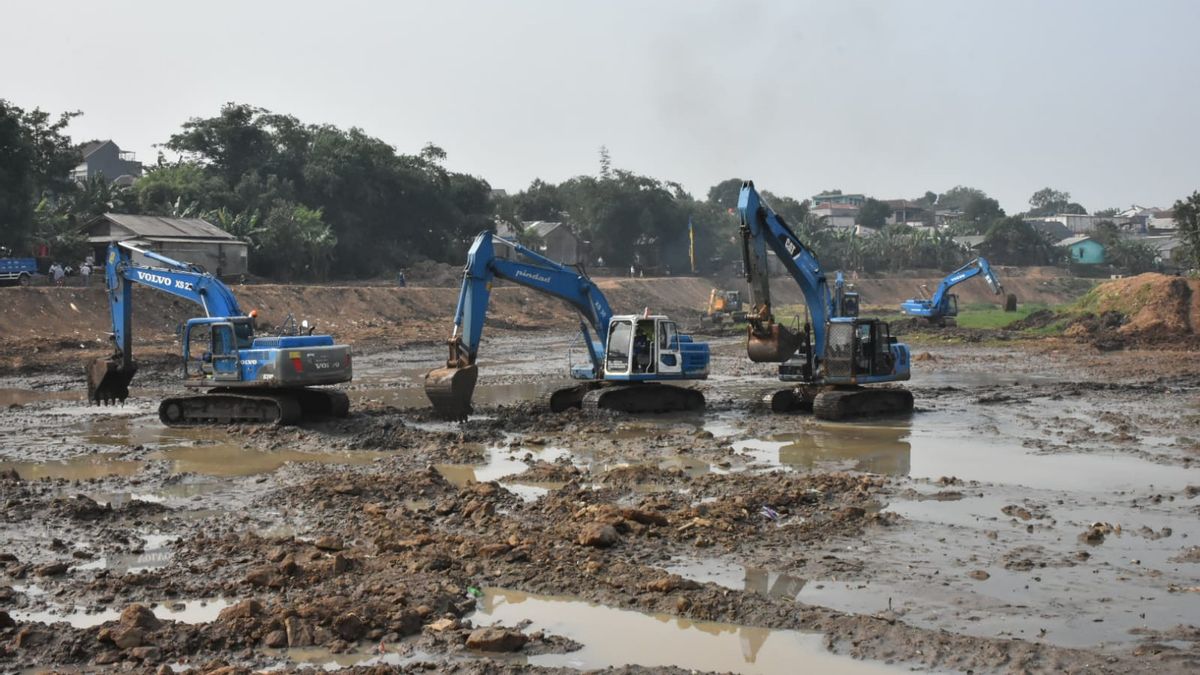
[473,587,905,673]
[734,409,1198,492]
[12,598,233,629]
[436,442,570,501]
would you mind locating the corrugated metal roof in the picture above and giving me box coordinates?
[90,213,236,240]
[1058,235,1095,247]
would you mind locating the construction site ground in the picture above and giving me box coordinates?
[1,270,1198,674]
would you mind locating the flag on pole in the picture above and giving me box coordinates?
[688,217,696,274]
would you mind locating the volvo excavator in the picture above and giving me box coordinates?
[424,231,709,421]
[900,256,1012,325]
[737,181,913,420]
[86,242,352,426]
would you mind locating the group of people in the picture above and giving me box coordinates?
[47,255,95,287]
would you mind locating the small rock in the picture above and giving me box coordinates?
[332,553,351,574]
[244,566,281,587]
[314,536,344,551]
[466,627,528,652]
[130,645,161,661]
[217,599,263,622]
[0,611,14,629]
[333,612,365,641]
[427,618,457,632]
[577,522,618,548]
[264,630,288,648]
[112,626,145,649]
[95,649,123,665]
[968,570,990,581]
[35,561,69,577]
[120,604,161,630]
[644,575,701,593]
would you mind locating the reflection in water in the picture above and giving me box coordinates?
[743,567,807,601]
[475,587,901,674]
[351,380,574,410]
[736,421,912,476]
[12,598,232,628]
[0,453,142,480]
[436,444,570,500]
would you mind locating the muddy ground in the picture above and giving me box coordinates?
[1,331,1198,674]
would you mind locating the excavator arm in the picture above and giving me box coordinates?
[737,181,833,363]
[88,242,247,405]
[903,256,1005,319]
[427,231,615,419]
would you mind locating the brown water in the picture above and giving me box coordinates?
[473,587,905,673]
[12,598,233,628]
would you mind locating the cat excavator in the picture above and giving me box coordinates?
[737,181,913,420]
[425,231,709,420]
[86,242,352,426]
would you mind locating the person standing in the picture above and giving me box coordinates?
[50,262,65,287]
[79,261,91,287]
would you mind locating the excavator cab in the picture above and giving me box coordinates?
[823,318,904,382]
[604,316,684,378]
[944,294,959,318]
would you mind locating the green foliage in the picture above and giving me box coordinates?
[151,103,493,278]
[1172,190,1200,269]
[955,303,1048,330]
[1106,237,1159,274]
[979,216,1057,265]
[255,202,337,281]
[1093,207,1119,218]
[936,186,988,211]
[1027,187,1086,217]
[855,198,891,229]
[0,100,81,253]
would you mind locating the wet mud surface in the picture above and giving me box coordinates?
[1,334,1199,673]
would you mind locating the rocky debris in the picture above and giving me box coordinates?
[217,599,263,621]
[968,570,991,581]
[465,626,528,652]
[314,535,344,551]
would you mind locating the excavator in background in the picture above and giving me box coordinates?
[87,242,352,426]
[424,231,709,421]
[900,257,1014,326]
[701,288,747,324]
[737,181,913,420]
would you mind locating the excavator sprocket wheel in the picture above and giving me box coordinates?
[424,364,478,422]
[86,357,138,406]
[812,388,914,421]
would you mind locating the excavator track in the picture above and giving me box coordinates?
[811,387,914,421]
[582,383,705,414]
[157,388,349,427]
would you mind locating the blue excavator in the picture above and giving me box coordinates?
[86,242,352,426]
[424,231,710,420]
[737,181,913,420]
[900,257,1008,325]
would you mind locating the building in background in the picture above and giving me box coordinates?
[84,213,248,277]
[71,140,143,185]
[1059,234,1105,265]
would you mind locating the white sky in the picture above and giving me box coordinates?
[3,0,1198,212]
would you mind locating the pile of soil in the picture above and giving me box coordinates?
[1003,308,1058,331]
[1062,274,1200,349]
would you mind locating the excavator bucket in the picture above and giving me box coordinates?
[747,323,800,363]
[424,364,478,421]
[86,356,138,405]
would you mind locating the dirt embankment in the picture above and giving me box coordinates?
[1056,274,1200,349]
[0,270,1096,375]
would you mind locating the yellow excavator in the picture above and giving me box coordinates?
[701,289,747,325]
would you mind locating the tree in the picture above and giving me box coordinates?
[1027,187,1086,217]
[937,186,988,211]
[961,195,1005,229]
[1172,190,1200,269]
[256,201,337,280]
[0,100,81,253]
[1093,207,1119,218]
[1107,238,1158,274]
[855,198,892,230]
[979,216,1057,265]
[705,178,744,210]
